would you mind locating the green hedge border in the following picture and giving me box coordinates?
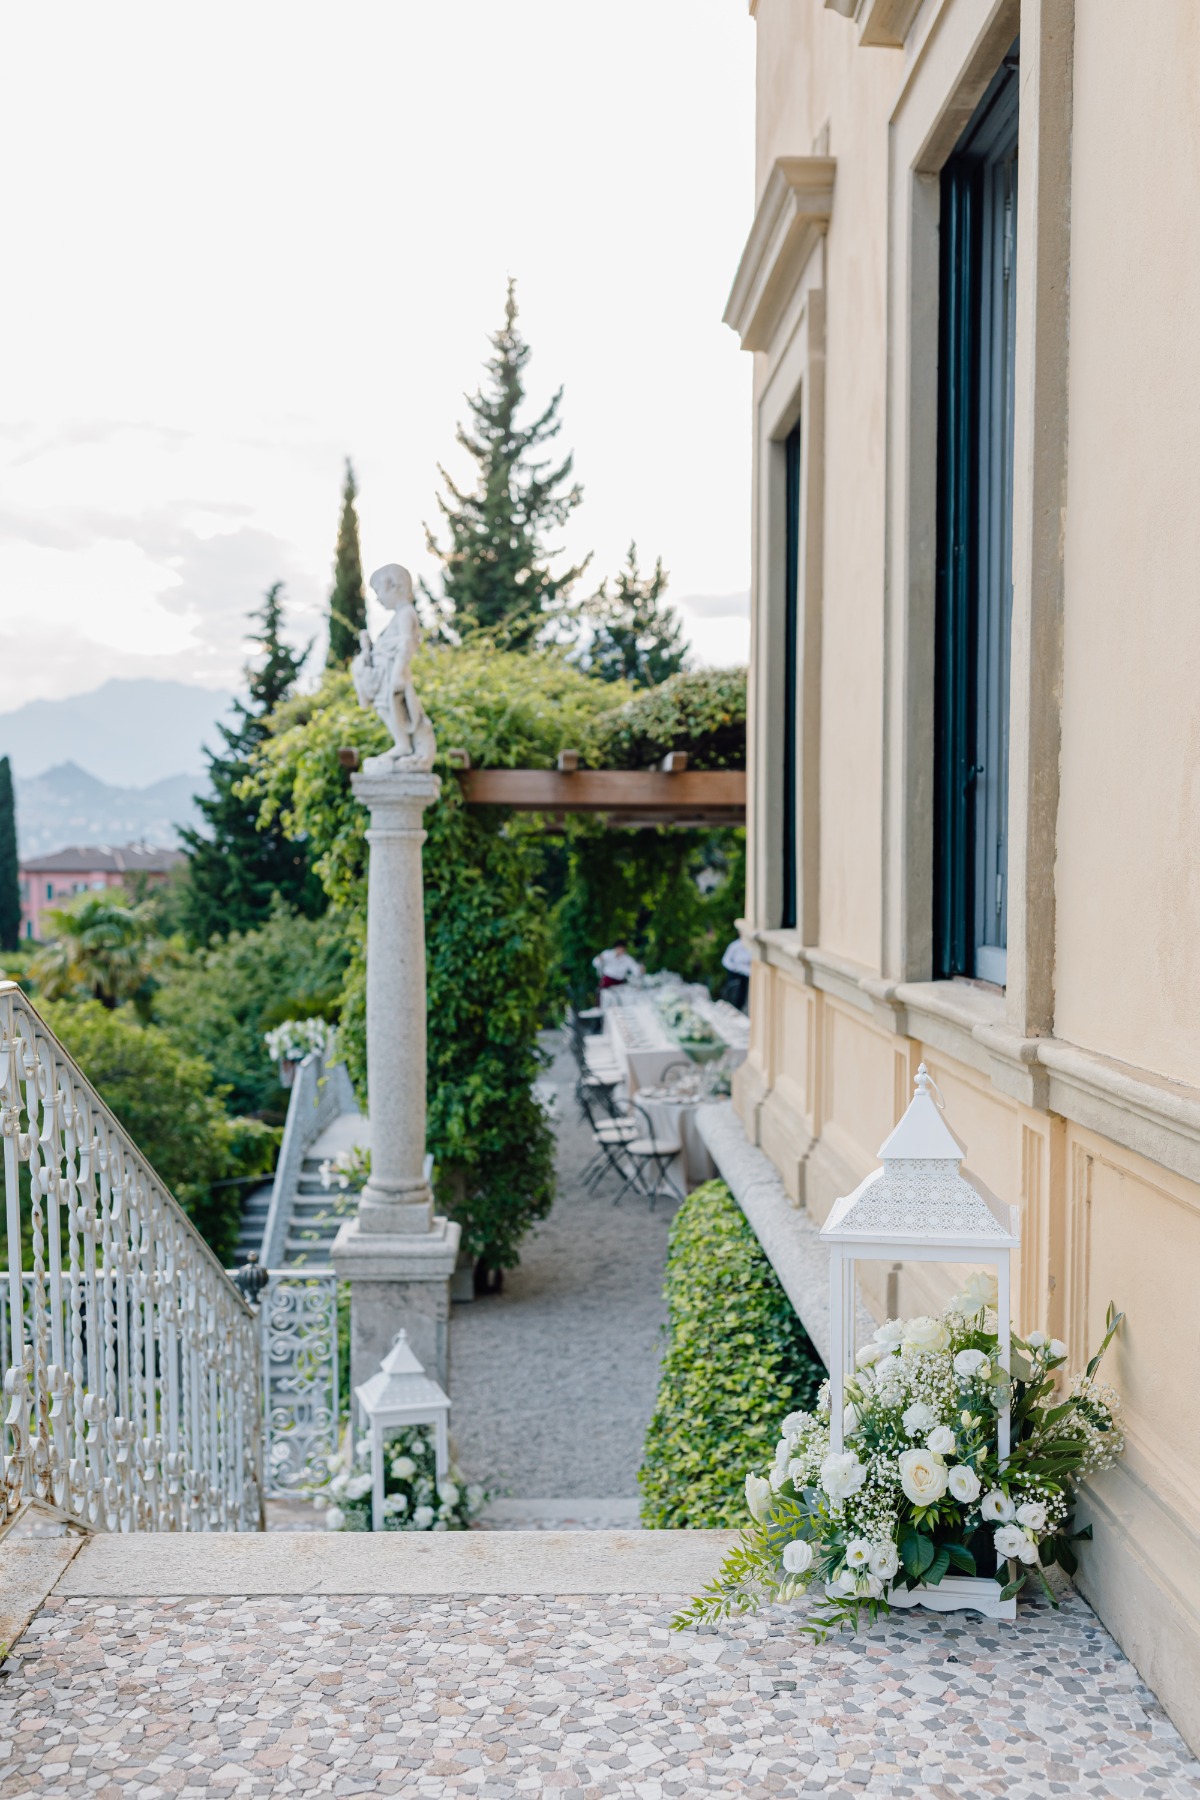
[639,1179,825,1528]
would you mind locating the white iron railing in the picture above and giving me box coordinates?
[1,983,264,1533]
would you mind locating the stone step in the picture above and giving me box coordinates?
[52,1529,737,1598]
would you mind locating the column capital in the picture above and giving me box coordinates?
[351,768,441,812]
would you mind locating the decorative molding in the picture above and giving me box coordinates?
[723,157,835,352]
[823,0,924,48]
[747,931,1200,1191]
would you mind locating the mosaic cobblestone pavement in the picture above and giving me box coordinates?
[3,1586,1199,1799]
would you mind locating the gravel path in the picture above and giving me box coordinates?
[448,1031,680,1503]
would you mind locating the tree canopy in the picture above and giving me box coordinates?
[578,543,686,688]
[178,583,322,942]
[424,281,587,649]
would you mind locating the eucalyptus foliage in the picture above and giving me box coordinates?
[639,1181,825,1529]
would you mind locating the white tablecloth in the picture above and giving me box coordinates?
[636,1094,717,1192]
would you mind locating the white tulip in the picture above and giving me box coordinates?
[745,1474,773,1522]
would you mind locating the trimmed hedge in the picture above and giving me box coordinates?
[639,1180,825,1528]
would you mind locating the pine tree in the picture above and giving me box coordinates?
[425,281,588,649]
[0,756,20,952]
[581,543,687,687]
[326,458,367,667]
[179,584,320,942]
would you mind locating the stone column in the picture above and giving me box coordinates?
[332,768,460,1395]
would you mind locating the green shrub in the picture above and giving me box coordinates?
[639,1179,824,1528]
[588,666,746,772]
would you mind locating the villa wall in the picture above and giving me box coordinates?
[725,0,1200,1755]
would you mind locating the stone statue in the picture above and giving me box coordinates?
[352,563,437,772]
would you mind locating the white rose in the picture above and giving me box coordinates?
[926,1425,957,1456]
[412,1504,435,1529]
[902,1401,938,1438]
[746,1474,773,1522]
[953,1348,991,1381]
[1048,1339,1067,1361]
[1016,1501,1048,1532]
[902,1316,950,1353]
[1026,1329,1047,1349]
[780,1411,810,1438]
[438,1481,460,1507]
[782,1538,814,1575]
[981,1489,1015,1522]
[994,1523,1027,1561]
[345,1472,373,1501]
[869,1541,899,1580]
[328,1471,349,1497]
[390,1455,417,1481]
[855,1341,883,1367]
[381,1493,408,1517]
[873,1319,905,1350]
[324,1505,346,1531]
[354,1437,371,1459]
[820,1451,867,1502]
[897,1448,949,1507]
[948,1465,981,1503]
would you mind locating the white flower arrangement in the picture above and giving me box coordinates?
[678,1299,1124,1638]
[322,1424,486,1533]
[264,1016,338,1064]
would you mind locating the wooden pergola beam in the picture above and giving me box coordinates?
[456,767,745,826]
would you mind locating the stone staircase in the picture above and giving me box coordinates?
[232,1055,365,1270]
[233,1179,273,1264]
[281,1130,361,1265]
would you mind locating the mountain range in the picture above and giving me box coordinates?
[0,678,233,787]
[13,763,204,860]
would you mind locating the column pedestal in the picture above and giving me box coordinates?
[331,764,459,1395]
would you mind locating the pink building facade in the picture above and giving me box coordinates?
[18,844,183,941]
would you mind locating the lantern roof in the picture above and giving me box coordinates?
[820,1064,1019,1247]
[355,1330,450,1421]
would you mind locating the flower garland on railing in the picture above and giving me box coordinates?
[675,1279,1124,1637]
[264,1016,337,1064]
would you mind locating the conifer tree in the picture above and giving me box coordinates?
[425,281,587,649]
[179,585,320,942]
[326,458,367,667]
[581,543,686,687]
[0,756,20,952]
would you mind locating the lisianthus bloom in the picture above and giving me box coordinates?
[746,1474,772,1522]
[820,1451,867,1501]
[782,1538,814,1574]
[1016,1500,1048,1531]
[994,1523,1038,1564]
[980,1488,1015,1522]
[926,1425,956,1455]
[869,1541,900,1579]
[902,1315,951,1353]
[953,1271,998,1316]
[845,1538,872,1568]
[902,1400,938,1438]
[948,1465,981,1502]
[953,1348,991,1381]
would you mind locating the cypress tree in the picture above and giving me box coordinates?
[581,543,686,688]
[179,584,320,942]
[326,458,367,667]
[0,756,20,952]
[425,280,587,649]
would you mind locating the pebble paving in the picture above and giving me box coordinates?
[3,1586,1198,1799]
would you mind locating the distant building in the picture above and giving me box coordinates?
[18,844,183,940]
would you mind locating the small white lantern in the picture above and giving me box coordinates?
[355,1330,451,1533]
[820,1063,1020,1618]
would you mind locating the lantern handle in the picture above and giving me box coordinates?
[913,1062,947,1110]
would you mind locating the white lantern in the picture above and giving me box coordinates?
[819,1063,1020,1619]
[354,1330,451,1533]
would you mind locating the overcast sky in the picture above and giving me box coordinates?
[0,3,756,713]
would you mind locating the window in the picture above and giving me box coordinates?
[780,422,802,930]
[934,49,1019,984]
[46,881,53,900]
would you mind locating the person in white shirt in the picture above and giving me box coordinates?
[721,937,752,1012]
[593,941,643,990]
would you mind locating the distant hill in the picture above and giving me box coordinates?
[0,678,233,787]
[13,762,204,860]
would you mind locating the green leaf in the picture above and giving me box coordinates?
[998,1574,1027,1601]
[925,1546,951,1587]
[1055,1539,1078,1576]
[944,1544,976,1575]
[900,1530,935,1577]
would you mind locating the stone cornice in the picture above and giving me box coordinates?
[746,928,1200,1187]
[723,156,835,352]
[824,0,924,48]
